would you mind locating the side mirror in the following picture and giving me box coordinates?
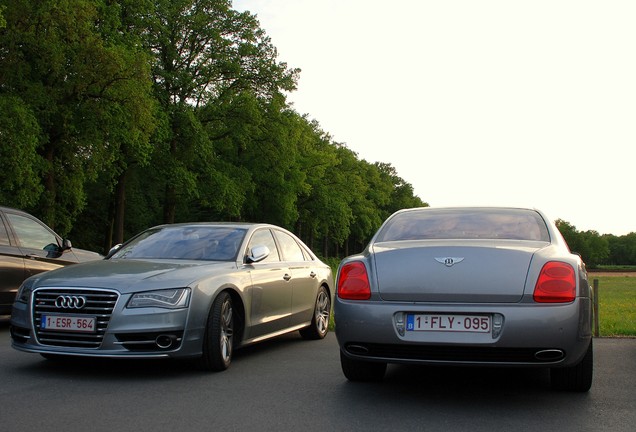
[246,245,270,263]
[106,244,122,259]
[61,239,73,250]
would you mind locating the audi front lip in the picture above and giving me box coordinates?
[9,292,206,359]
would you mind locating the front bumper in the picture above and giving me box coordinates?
[10,290,205,359]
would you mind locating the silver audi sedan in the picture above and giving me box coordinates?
[11,223,333,371]
[335,207,593,391]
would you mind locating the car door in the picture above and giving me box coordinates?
[245,228,292,339]
[272,229,318,328]
[4,211,78,278]
[0,212,26,316]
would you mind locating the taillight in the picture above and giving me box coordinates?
[533,261,576,303]
[337,261,371,300]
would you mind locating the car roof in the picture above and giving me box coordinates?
[149,222,276,230]
[0,205,32,214]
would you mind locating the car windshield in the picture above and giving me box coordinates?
[111,226,247,261]
[376,208,550,242]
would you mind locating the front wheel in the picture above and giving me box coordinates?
[551,339,593,392]
[340,351,387,382]
[198,291,234,371]
[299,286,331,340]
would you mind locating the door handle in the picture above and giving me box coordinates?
[283,274,292,281]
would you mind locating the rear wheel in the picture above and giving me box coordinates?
[199,292,234,371]
[551,339,593,392]
[340,351,387,382]
[299,286,331,340]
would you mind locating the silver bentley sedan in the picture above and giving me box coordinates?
[334,207,593,391]
[10,223,333,371]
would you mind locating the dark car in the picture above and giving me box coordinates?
[0,206,102,318]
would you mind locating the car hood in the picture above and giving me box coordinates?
[29,259,237,293]
[71,248,104,262]
[372,240,549,303]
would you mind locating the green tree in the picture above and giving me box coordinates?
[0,95,43,208]
[142,0,299,223]
[0,0,155,235]
[606,233,636,265]
[556,219,583,253]
[579,230,609,268]
[375,162,427,214]
[555,219,610,268]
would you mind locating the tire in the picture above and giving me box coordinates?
[299,286,331,340]
[340,350,387,382]
[198,291,234,371]
[550,339,593,392]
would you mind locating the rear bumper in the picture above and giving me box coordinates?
[334,297,592,367]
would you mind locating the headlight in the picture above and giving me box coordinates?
[15,279,36,304]
[127,288,190,309]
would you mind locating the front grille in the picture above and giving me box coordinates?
[345,343,554,363]
[33,288,119,348]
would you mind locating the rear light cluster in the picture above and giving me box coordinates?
[337,262,371,300]
[533,261,576,303]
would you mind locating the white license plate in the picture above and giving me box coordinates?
[41,315,96,333]
[406,314,491,333]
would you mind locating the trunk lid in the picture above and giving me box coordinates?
[373,241,545,303]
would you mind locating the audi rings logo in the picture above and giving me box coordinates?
[55,295,87,309]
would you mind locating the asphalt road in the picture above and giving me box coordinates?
[1,322,634,432]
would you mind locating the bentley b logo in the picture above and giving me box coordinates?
[435,257,465,267]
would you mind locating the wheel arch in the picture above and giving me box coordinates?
[219,287,246,346]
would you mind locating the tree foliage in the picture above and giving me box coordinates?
[3,1,634,264]
[0,0,427,258]
[555,219,620,268]
[0,0,156,235]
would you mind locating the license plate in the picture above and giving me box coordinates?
[406,314,491,333]
[41,315,96,333]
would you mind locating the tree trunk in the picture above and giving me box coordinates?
[113,170,127,244]
[164,184,176,223]
[41,143,57,229]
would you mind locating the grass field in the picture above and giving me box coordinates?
[589,274,636,337]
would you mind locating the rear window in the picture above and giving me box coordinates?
[376,208,550,242]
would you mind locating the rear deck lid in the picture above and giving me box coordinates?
[373,241,544,303]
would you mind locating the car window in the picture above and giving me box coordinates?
[247,229,280,262]
[274,230,306,262]
[377,209,550,242]
[0,217,10,246]
[6,213,59,250]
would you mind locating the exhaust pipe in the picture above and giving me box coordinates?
[535,349,565,361]
[155,334,177,349]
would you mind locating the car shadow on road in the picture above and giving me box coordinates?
[11,331,308,381]
[338,363,565,402]
[388,363,551,391]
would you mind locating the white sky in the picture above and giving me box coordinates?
[235,0,636,236]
